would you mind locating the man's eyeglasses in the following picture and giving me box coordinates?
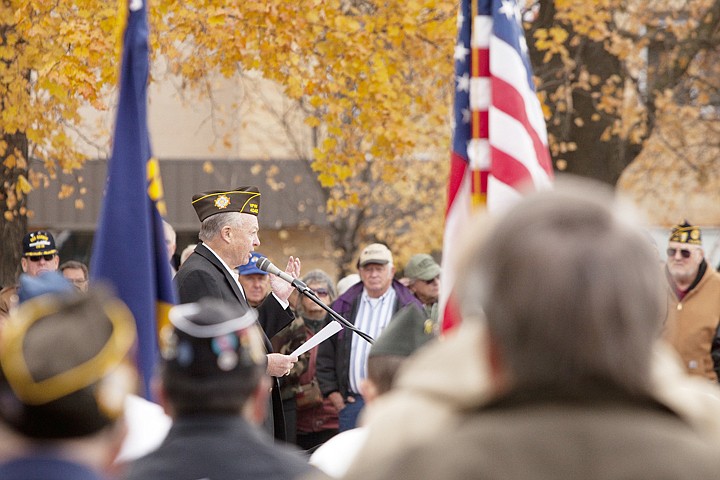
[667,248,692,259]
[313,288,330,297]
[27,254,56,262]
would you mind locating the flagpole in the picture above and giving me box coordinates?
[440,0,553,332]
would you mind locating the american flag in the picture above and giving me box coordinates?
[440,0,553,331]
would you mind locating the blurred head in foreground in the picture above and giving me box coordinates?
[158,298,268,423]
[456,177,663,397]
[0,286,137,471]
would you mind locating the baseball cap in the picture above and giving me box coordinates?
[237,252,268,276]
[22,230,57,257]
[358,243,393,267]
[404,254,441,281]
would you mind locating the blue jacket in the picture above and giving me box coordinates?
[0,456,105,480]
[316,280,422,397]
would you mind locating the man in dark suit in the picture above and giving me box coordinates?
[175,186,300,440]
[125,299,314,480]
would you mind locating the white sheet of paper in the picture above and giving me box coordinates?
[290,321,343,357]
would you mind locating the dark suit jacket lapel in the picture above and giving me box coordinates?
[193,244,276,353]
[195,243,248,307]
[191,247,286,440]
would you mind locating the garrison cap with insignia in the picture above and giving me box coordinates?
[0,287,137,439]
[369,304,436,358]
[191,186,261,222]
[163,299,266,379]
[669,220,702,246]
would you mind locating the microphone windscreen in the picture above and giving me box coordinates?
[255,257,272,273]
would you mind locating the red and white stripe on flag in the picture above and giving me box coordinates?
[440,0,553,332]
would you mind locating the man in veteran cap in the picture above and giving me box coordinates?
[125,299,314,480]
[0,230,61,321]
[0,287,137,480]
[662,220,720,381]
[175,186,300,440]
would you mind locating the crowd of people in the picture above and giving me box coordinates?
[1,178,720,479]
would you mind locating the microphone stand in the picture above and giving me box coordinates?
[292,282,374,345]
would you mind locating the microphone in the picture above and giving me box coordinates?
[257,257,374,344]
[256,257,308,290]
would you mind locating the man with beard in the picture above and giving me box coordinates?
[662,220,720,381]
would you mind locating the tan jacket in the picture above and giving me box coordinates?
[0,286,17,321]
[663,266,720,381]
[339,325,720,478]
[345,393,720,480]
[344,321,491,472]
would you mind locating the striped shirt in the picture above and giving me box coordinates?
[348,287,397,394]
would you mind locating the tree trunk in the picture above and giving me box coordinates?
[0,131,29,287]
[527,1,641,186]
[330,207,365,278]
[555,38,642,185]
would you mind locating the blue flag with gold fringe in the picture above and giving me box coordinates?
[90,0,176,399]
